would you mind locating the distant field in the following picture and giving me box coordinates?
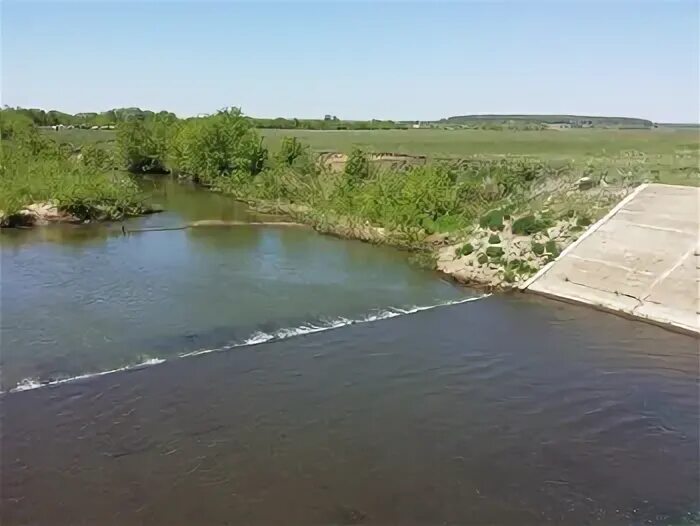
[43,127,699,185]
[44,127,699,158]
[260,128,699,160]
[41,128,117,148]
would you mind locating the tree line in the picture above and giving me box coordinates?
[3,106,417,130]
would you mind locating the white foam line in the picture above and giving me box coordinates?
[8,358,166,393]
[5,295,490,394]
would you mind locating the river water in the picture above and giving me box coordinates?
[1,178,698,525]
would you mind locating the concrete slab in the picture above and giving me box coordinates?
[523,184,700,334]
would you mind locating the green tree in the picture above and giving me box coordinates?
[170,108,267,181]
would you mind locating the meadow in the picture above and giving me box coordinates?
[259,127,698,159]
[43,125,699,186]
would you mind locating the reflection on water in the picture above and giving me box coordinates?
[0,176,468,388]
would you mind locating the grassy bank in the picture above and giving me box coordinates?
[27,108,700,287]
[0,115,149,226]
[100,108,699,287]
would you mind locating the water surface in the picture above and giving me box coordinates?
[1,178,697,525]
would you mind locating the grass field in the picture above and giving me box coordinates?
[260,128,699,159]
[43,127,699,185]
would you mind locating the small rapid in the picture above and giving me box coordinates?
[5,295,489,394]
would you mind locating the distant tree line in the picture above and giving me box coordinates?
[2,107,177,128]
[2,106,421,131]
[250,117,413,130]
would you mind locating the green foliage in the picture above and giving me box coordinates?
[488,233,501,244]
[532,242,545,256]
[344,147,370,182]
[421,214,466,234]
[479,209,505,231]
[511,214,554,235]
[80,144,114,171]
[459,243,474,256]
[0,139,146,222]
[0,110,35,140]
[116,117,171,173]
[486,246,504,258]
[276,136,308,166]
[477,252,489,265]
[545,240,560,257]
[170,108,267,182]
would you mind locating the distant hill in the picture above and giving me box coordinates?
[439,114,654,129]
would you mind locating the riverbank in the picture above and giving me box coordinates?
[205,176,631,290]
[0,115,151,227]
[20,108,689,290]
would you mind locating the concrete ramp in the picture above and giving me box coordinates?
[523,184,699,334]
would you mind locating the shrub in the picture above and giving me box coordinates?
[459,242,474,256]
[488,233,501,244]
[344,147,370,182]
[170,108,267,181]
[511,214,554,235]
[531,242,545,256]
[0,140,146,221]
[116,116,171,173]
[477,252,489,265]
[479,209,504,231]
[545,240,560,257]
[486,246,504,258]
[276,136,308,167]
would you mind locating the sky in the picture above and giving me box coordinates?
[2,1,698,122]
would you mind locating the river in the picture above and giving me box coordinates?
[1,178,698,525]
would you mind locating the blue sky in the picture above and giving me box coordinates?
[2,1,698,122]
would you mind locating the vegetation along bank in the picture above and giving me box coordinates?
[3,107,698,289]
[0,110,151,227]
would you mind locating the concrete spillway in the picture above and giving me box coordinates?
[523,184,699,334]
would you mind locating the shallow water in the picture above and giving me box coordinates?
[1,178,698,525]
[0,178,469,390]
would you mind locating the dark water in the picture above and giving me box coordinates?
[1,179,698,525]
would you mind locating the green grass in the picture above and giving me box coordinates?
[0,140,146,223]
[40,128,117,149]
[259,128,698,159]
[260,128,699,187]
[44,125,700,187]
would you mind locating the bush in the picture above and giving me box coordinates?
[459,242,474,256]
[486,246,504,258]
[170,108,267,181]
[344,147,370,182]
[477,252,489,265]
[545,240,560,257]
[0,140,146,221]
[276,136,308,167]
[116,117,170,173]
[512,214,554,235]
[488,233,501,244]
[532,242,545,255]
[479,209,504,231]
